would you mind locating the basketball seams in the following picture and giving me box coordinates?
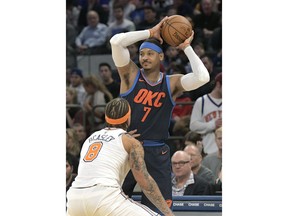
[161,15,192,47]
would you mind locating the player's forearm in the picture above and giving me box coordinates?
[180,46,210,91]
[110,30,150,67]
[140,176,173,216]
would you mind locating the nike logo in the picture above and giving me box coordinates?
[139,78,145,82]
[161,150,168,155]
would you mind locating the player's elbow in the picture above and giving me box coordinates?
[110,33,125,47]
[198,67,210,84]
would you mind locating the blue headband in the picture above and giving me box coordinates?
[139,42,163,53]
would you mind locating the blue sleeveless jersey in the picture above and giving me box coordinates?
[120,69,175,141]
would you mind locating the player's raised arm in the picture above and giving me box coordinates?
[122,134,174,216]
[170,32,210,96]
[109,17,168,92]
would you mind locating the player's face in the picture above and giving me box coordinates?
[139,48,161,70]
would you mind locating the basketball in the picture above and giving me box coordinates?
[161,15,192,47]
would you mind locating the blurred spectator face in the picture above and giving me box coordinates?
[73,124,87,143]
[66,160,73,181]
[144,8,156,22]
[201,0,213,14]
[83,84,96,94]
[215,128,222,150]
[66,90,74,104]
[87,11,99,27]
[114,7,124,20]
[165,46,179,59]
[194,44,205,57]
[167,7,177,16]
[184,145,202,170]
[201,56,213,73]
[70,74,82,87]
[99,65,112,82]
[171,151,192,178]
[128,43,138,56]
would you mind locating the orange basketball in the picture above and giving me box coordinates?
[161,15,192,47]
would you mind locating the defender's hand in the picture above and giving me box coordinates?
[128,129,141,138]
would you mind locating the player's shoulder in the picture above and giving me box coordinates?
[122,133,142,153]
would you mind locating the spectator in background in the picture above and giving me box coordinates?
[136,6,159,30]
[169,64,192,138]
[66,87,81,128]
[72,122,87,148]
[171,150,211,195]
[202,127,222,179]
[80,75,113,134]
[66,6,78,70]
[184,144,215,184]
[75,10,109,55]
[162,46,181,75]
[189,73,222,154]
[107,0,136,25]
[98,62,120,98]
[207,17,222,71]
[107,3,136,39]
[66,152,77,192]
[69,68,86,106]
[66,129,81,176]
[127,42,140,67]
[193,0,221,48]
[193,41,206,57]
[77,0,108,32]
[129,0,146,26]
[66,0,80,29]
[211,165,222,195]
[167,0,194,17]
[184,131,206,158]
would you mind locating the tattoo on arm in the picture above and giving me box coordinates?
[129,141,172,215]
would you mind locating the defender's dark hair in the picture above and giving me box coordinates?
[105,98,130,130]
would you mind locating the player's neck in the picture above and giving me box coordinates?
[142,69,161,83]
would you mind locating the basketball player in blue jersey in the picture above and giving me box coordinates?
[110,16,210,214]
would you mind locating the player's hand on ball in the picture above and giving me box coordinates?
[149,16,169,44]
[177,30,194,50]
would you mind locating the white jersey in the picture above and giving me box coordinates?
[189,94,222,154]
[71,128,130,188]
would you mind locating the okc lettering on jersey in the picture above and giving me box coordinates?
[133,89,166,107]
[88,133,115,143]
[204,110,222,122]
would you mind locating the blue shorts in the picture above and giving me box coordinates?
[122,141,172,214]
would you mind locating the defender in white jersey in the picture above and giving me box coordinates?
[66,98,174,216]
[189,73,222,154]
